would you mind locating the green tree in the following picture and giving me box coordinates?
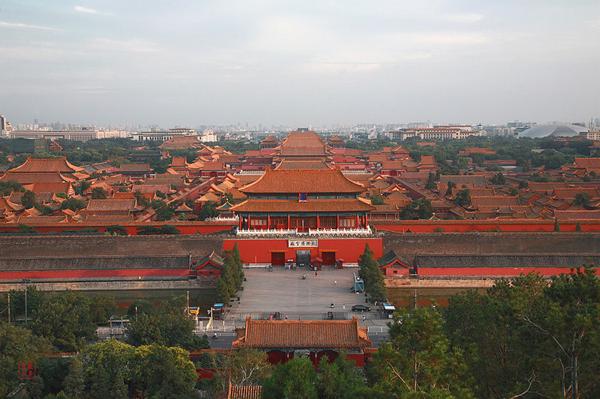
[126,298,208,350]
[490,172,506,185]
[155,205,175,221]
[368,306,475,398]
[0,322,51,398]
[131,344,197,399]
[88,295,117,325]
[214,349,271,394]
[62,357,85,399]
[216,277,231,304]
[455,188,472,207]
[79,340,134,399]
[74,181,91,195]
[370,194,385,205]
[21,190,36,209]
[317,355,366,399]
[425,172,436,190]
[60,198,86,211]
[90,187,108,199]
[445,180,456,196]
[0,180,24,195]
[358,245,386,303]
[573,192,591,207]
[263,357,318,399]
[31,291,97,352]
[400,198,433,220]
[198,202,218,220]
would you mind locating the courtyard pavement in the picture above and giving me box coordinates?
[226,267,376,321]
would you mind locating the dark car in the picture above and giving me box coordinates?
[351,304,371,312]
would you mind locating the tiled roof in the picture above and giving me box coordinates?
[275,159,331,170]
[232,317,371,349]
[240,169,364,194]
[471,196,519,207]
[8,157,83,173]
[230,198,374,212]
[0,172,71,184]
[554,210,600,220]
[574,157,600,169]
[439,175,487,186]
[120,163,151,173]
[86,199,136,212]
[227,385,263,399]
[279,131,327,157]
[24,182,72,194]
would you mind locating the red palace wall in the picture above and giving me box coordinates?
[223,237,383,264]
[418,267,600,277]
[0,268,191,281]
[0,222,234,235]
[374,219,600,233]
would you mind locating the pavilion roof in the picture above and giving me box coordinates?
[279,131,327,157]
[233,317,371,349]
[275,159,331,170]
[230,198,374,213]
[240,168,364,194]
[86,198,136,212]
[7,156,83,173]
[0,172,72,185]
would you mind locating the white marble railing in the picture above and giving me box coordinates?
[205,216,239,222]
[308,227,372,236]
[235,227,373,236]
[236,228,298,236]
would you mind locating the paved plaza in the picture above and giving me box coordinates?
[227,267,371,321]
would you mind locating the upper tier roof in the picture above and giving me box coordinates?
[8,157,83,173]
[240,168,365,194]
[279,131,327,157]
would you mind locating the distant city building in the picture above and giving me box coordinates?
[0,114,13,136]
[9,128,129,142]
[200,129,218,143]
[386,125,484,141]
[587,131,600,141]
[131,127,196,141]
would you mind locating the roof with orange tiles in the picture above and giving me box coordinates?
[0,197,23,211]
[275,159,331,170]
[170,156,188,167]
[554,210,600,220]
[471,196,519,207]
[119,163,151,173]
[230,198,374,213]
[279,131,327,157]
[17,215,69,224]
[553,187,599,200]
[227,384,263,399]
[418,155,436,166]
[7,157,83,173]
[232,317,371,349]
[439,175,487,186]
[0,171,72,184]
[240,168,364,194]
[113,192,136,199]
[159,135,202,150]
[86,198,136,212]
[23,182,72,195]
[574,158,600,169]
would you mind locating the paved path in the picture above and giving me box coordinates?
[226,267,371,321]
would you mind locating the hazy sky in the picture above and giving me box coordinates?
[1,0,599,127]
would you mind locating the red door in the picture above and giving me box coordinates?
[322,251,336,266]
[271,252,285,266]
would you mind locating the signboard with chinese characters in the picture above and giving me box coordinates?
[288,239,318,248]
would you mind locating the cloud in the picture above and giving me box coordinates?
[90,38,160,53]
[74,5,99,14]
[444,13,484,23]
[0,21,61,31]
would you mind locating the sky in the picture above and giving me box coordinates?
[0,0,599,127]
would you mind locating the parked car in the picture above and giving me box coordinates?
[351,304,371,312]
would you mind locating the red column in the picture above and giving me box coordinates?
[316,214,320,229]
[239,215,243,230]
[355,214,359,228]
[267,214,271,229]
[287,215,291,229]
[336,215,340,229]
[248,215,252,230]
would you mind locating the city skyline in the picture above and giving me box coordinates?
[1,0,599,126]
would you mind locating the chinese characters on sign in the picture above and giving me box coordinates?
[288,239,318,248]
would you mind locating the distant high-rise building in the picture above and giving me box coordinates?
[0,114,12,136]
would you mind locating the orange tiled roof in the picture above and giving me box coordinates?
[86,198,136,212]
[230,198,374,213]
[279,131,327,157]
[240,168,364,194]
[574,158,600,169]
[232,317,371,349]
[7,157,83,173]
[0,172,71,184]
[228,385,262,399]
[275,159,331,170]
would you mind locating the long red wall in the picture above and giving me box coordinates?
[0,268,190,281]
[2,219,600,235]
[0,222,234,235]
[418,267,599,277]
[223,237,383,264]
[374,219,600,233]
